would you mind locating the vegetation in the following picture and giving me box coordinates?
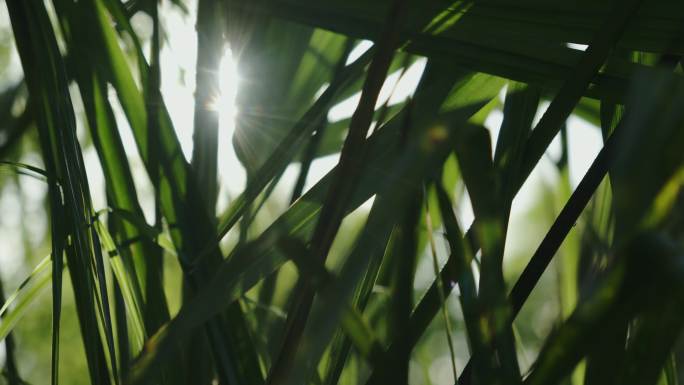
[1,0,684,384]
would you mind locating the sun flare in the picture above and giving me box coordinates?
[214,47,239,122]
[215,47,248,210]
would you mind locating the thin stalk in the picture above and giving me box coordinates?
[290,39,356,204]
[424,185,459,384]
[144,0,171,337]
[399,2,648,382]
[516,0,645,190]
[213,47,375,251]
[288,118,325,204]
[0,275,23,385]
[191,0,224,213]
[266,2,409,383]
[459,115,623,385]
[371,52,412,136]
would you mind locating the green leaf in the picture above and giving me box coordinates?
[525,233,684,385]
[0,256,52,342]
[8,1,118,383]
[229,0,662,102]
[518,0,645,190]
[84,1,265,381]
[611,69,684,235]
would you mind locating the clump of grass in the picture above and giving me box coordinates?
[2,0,684,384]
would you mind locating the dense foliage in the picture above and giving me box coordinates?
[1,0,684,384]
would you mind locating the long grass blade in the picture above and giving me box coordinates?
[0,264,52,343]
[517,0,644,190]
[8,1,116,383]
[266,0,409,381]
[424,188,458,384]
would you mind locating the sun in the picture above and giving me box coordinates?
[214,46,248,210]
[211,46,239,122]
